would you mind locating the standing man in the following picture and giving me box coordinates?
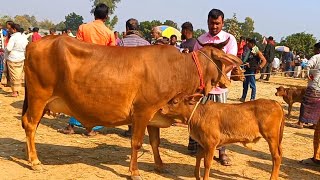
[114,31,123,46]
[58,3,116,136]
[121,18,150,137]
[193,8,238,166]
[49,28,56,35]
[237,36,246,58]
[259,36,275,81]
[299,42,320,166]
[31,27,42,42]
[180,22,197,53]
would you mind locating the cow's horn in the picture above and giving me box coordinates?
[196,37,230,50]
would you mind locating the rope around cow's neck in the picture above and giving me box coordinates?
[197,50,230,82]
[187,97,203,134]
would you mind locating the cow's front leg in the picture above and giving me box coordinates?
[130,112,154,180]
[147,126,164,172]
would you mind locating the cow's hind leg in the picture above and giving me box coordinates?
[22,99,47,171]
[266,137,282,180]
[130,112,155,180]
[147,126,164,172]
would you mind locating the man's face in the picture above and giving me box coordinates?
[170,37,177,45]
[151,30,159,39]
[6,23,12,31]
[207,16,224,36]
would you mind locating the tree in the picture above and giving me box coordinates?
[240,17,254,38]
[65,12,84,31]
[0,15,12,26]
[38,19,55,30]
[163,20,179,30]
[194,29,206,39]
[14,15,32,30]
[90,0,121,29]
[22,14,38,27]
[55,21,66,31]
[282,32,317,58]
[223,13,241,40]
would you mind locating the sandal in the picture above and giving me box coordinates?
[299,158,320,166]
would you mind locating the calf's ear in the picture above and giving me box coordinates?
[186,94,204,105]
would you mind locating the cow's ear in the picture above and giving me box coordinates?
[217,53,242,66]
[187,94,204,105]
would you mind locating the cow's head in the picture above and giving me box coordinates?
[275,86,287,96]
[230,66,245,82]
[161,93,203,123]
[197,38,243,95]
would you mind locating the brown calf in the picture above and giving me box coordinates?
[161,94,284,180]
[275,86,306,118]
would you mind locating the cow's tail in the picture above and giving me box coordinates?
[278,102,285,156]
[22,82,28,117]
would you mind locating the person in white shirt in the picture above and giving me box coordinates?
[6,23,28,97]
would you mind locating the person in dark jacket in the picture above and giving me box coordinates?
[259,36,275,81]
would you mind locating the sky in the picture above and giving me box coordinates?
[1,0,319,41]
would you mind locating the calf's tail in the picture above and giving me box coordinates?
[278,104,285,156]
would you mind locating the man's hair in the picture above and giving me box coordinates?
[170,34,177,39]
[126,18,139,31]
[314,42,320,50]
[32,27,39,32]
[268,36,274,40]
[94,3,109,19]
[20,27,24,33]
[12,23,22,32]
[208,9,224,20]
[6,20,14,27]
[181,22,193,32]
[248,38,256,45]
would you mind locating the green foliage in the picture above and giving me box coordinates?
[90,0,121,29]
[55,21,66,31]
[0,15,12,26]
[65,12,84,31]
[163,20,179,30]
[281,32,317,58]
[239,17,254,38]
[194,29,206,39]
[38,19,55,30]
[13,15,32,30]
[223,13,241,40]
[22,15,38,27]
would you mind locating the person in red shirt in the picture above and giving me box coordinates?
[31,27,42,42]
[237,36,246,58]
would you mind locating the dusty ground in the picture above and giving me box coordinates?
[0,75,319,180]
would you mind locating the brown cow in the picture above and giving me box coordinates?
[275,86,306,118]
[22,35,242,179]
[161,94,284,180]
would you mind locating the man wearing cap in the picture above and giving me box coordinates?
[259,36,275,81]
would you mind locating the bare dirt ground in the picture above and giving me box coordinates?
[0,75,319,180]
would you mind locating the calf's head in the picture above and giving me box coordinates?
[275,86,287,96]
[230,66,245,81]
[161,93,204,123]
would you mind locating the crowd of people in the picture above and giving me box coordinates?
[0,2,319,168]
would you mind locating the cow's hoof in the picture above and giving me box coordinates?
[131,175,143,180]
[31,164,43,171]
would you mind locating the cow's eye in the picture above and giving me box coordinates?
[173,99,179,104]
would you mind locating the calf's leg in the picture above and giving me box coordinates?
[266,138,282,180]
[194,146,204,180]
[147,126,164,172]
[203,146,216,180]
